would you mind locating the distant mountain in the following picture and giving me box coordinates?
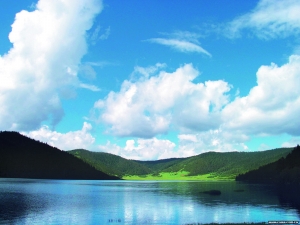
[69,147,293,179]
[0,131,119,180]
[236,145,300,185]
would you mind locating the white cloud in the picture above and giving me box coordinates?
[177,129,249,156]
[281,137,300,148]
[174,55,300,156]
[89,25,110,45]
[22,122,95,150]
[222,55,300,136]
[173,79,231,132]
[227,0,300,39]
[130,63,166,80]
[98,137,176,160]
[168,30,204,43]
[79,64,97,80]
[99,26,111,40]
[146,30,210,56]
[97,129,250,160]
[92,64,231,138]
[258,143,271,151]
[147,38,211,56]
[90,25,101,44]
[178,134,197,143]
[87,61,116,67]
[0,0,102,131]
[78,61,117,80]
[79,83,101,92]
[92,54,300,159]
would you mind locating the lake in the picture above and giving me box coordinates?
[0,179,299,225]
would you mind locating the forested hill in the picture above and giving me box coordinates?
[159,147,293,178]
[69,149,187,178]
[0,131,119,180]
[69,147,293,179]
[1,131,295,180]
[236,145,300,185]
[69,149,153,177]
[135,157,186,172]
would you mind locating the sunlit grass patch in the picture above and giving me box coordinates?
[122,171,234,181]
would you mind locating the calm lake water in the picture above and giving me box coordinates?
[0,179,299,225]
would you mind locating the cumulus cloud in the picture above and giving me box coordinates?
[177,129,249,157]
[92,54,300,159]
[97,129,250,160]
[98,138,176,160]
[178,134,197,143]
[22,122,95,150]
[222,55,300,136]
[282,137,300,148]
[92,64,231,138]
[0,0,102,131]
[227,0,300,39]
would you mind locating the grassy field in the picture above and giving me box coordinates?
[122,171,234,181]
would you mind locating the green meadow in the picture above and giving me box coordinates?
[123,171,235,181]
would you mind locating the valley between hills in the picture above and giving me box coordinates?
[1,131,300,185]
[68,147,294,181]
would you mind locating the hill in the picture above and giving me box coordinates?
[69,149,153,177]
[236,145,300,185]
[1,130,294,181]
[0,131,119,180]
[69,149,187,178]
[69,147,293,180]
[159,148,293,179]
[135,158,186,173]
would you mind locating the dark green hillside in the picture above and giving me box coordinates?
[135,157,186,172]
[69,149,152,177]
[0,131,119,180]
[161,148,293,178]
[69,147,293,180]
[236,145,300,184]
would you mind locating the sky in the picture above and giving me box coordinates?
[0,0,300,160]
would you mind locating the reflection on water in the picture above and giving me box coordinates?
[0,179,299,225]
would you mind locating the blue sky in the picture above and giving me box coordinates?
[0,0,299,160]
